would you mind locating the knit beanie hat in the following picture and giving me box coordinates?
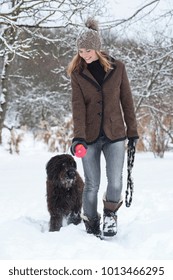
[76,18,101,51]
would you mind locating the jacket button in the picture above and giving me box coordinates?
[97,112,102,116]
[98,101,102,104]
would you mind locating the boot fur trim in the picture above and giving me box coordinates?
[103,193,123,212]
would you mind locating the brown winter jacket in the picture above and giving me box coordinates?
[71,57,139,144]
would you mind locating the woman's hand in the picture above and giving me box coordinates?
[128,138,138,148]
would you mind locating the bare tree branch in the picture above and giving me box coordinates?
[100,0,160,29]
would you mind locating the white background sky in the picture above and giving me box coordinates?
[105,0,173,40]
[107,0,173,18]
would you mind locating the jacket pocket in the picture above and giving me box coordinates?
[110,116,125,136]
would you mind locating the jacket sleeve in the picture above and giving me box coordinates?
[120,64,139,139]
[71,72,86,140]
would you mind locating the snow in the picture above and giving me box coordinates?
[0,136,173,263]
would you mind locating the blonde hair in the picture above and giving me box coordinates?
[67,51,112,76]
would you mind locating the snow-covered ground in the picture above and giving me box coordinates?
[0,137,173,262]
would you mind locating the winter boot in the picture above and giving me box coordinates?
[82,214,101,238]
[103,209,118,236]
[103,198,123,237]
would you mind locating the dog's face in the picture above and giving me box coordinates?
[46,154,78,189]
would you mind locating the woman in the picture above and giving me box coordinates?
[67,18,139,238]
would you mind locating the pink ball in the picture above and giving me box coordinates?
[75,144,87,158]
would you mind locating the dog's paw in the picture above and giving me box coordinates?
[68,212,81,225]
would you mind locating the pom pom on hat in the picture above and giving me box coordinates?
[76,18,101,51]
[85,18,99,31]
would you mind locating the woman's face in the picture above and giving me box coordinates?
[78,49,98,64]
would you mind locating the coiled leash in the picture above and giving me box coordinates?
[125,143,136,207]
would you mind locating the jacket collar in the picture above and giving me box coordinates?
[79,57,117,88]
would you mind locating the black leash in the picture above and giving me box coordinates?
[125,144,136,207]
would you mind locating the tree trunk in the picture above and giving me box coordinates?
[0,26,16,143]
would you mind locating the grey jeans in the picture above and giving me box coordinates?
[82,136,125,219]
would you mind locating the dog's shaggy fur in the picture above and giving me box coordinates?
[46,154,84,231]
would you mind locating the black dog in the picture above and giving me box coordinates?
[46,154,84,231]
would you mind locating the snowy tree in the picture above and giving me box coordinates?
[132,39,173,157]
[0,0,103,143]
[106,35,173,157]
